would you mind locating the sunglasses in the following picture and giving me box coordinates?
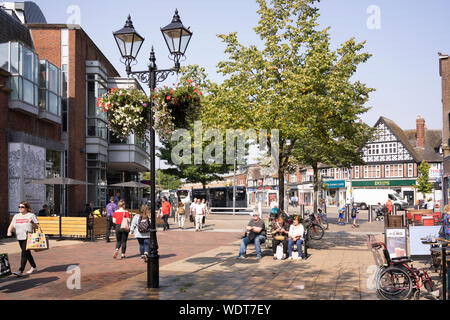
[18,206,26,209]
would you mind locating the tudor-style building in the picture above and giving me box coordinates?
[319,116,442,208]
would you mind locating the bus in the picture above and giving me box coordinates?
[192,186,247,208]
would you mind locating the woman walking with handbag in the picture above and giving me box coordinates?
[7,201,39,276]
[112,200,131,259]
[130,204,151,262]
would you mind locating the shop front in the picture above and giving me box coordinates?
[324,180,346,207]
[352,179,417,204]
[297,184,313,206]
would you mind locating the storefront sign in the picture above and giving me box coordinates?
[352,180,416,187]
[385,228,407,259]
[324,180,346,189]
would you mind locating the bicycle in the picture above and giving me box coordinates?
[304,213,324,241]
[316,209,328,230]
[368,236,435,300]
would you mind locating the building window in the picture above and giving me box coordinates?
[363,165,381,178]
[39,60,62,116]
[408,163,414,177]
[385,164,403,178]
[1,42,40,107]
[354,166,359,179]
[87,77,108,140]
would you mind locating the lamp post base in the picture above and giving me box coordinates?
[147,254,160,288]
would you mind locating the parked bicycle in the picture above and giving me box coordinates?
[317,208,328,230]
[368,236,435,300]
[304,212,324,241]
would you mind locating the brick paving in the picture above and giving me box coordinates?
[0,212,443,300]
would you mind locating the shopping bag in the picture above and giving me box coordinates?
[120,212,130,232]
[276,244,284,260]
[26,226,50,251]
[0,253,11,278]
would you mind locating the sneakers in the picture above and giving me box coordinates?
[26,267,37,274]
[257,255,262,261]
[13,270,23,277]
[296,257,303,261]
[113,250,119,259]
[288,256,293,260]
[121,255,126,259]
[237,255,246,259]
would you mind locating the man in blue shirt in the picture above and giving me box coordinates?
[105,196,118,242]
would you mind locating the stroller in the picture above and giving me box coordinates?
[374,205,386,221]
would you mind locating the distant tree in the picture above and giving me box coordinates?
[414,161,434,200]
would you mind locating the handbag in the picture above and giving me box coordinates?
[26,226,49,251]
[120,211,130,232]
[189,214,194,223]
[0,253,11,278]
[202,216,206,224]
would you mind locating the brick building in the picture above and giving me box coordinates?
[0,4,63,235]
[0,2,149,236]
[440,53,450,206]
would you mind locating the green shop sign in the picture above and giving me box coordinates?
[352,180,416,187]
[324,180,346,188]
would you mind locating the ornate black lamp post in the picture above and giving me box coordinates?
[113,9,192,289]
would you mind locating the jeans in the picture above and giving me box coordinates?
[288,238,303,258]
[106,216,114,241]
[115,225,129,254]
[162,214,169,231]
[239,235,266,258]
[137,238,150,256]
[18,240,36,272]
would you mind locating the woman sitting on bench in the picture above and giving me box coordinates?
[272,216,289,260]
[288,215,305,260]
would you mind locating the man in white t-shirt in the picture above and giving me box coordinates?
[194,198,205,232]
[190,198,197,226]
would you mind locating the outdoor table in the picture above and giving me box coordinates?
[421,238,450,300]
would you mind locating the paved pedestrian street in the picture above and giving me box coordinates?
[0,213,442,300]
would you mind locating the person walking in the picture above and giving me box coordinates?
[194,198,205,232]
[105,196,118,242]
[161,197,171,231]
[201,198,209,227]
[130,204,151,261]
[177,201,186,229]
[190,198,197,227]
[7,201,39,276]
[112,200,131,259]
[386,198,393,215]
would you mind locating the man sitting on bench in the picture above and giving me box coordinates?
[237,211,266,261]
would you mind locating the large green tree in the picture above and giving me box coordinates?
[202,0,374,211]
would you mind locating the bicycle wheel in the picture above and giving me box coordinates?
[376,266,414,300]
[309,223,324,240]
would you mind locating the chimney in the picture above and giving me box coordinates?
[416,116,425,149]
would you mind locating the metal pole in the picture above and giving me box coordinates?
[442,244,447,301]
[233,139,236,215]
[368,205,372,223]
[147,48,159,289]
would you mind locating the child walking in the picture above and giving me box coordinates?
[337,207,345,225]
[351,203,359,228]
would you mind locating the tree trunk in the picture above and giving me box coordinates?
[278,165,285,213]
[312,164,319,213]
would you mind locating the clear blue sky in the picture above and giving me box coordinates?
[34,0,450,131]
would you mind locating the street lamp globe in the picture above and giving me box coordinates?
[160,9,193,69]
[113,15,145,71]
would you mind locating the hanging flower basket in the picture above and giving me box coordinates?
[98,80,203,142]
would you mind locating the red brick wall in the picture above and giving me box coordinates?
[29,28,61,67]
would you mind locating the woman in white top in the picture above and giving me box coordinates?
[7,201,39,276]
[288,215,305,260]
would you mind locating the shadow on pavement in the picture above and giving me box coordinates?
[39,264,80,273]
[0,276,59,293]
